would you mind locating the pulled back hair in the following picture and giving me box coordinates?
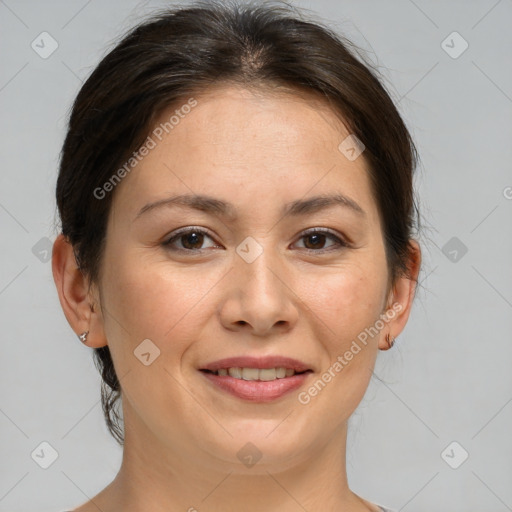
[55,0,421,445]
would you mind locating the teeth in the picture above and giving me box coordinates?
[217,367,297,381]
[242,368,260,380]
[228,367,242,379]
[258,368,277,381]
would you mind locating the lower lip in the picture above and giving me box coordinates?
[200,371,311,402]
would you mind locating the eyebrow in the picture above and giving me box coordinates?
[134,192,366,221]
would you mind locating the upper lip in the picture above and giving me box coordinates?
[200,356,312,373]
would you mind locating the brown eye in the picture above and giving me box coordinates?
[294,229,347,252]
[163,228,218,252]
[180,231,205,250]
[303,233,327,250]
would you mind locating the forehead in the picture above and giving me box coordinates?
[111,84,379,227]
[174,84,351,154]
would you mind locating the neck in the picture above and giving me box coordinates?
[92,403,376,512]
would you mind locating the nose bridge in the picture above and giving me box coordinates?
[235,235,282,298]
[225,234,297,333]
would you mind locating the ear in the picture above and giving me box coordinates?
[52,233,108,348]
[378,239,422,350]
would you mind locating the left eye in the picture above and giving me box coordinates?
[162,228,347,252]
[294,230,346,251]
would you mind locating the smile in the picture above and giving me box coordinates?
[205,367,302,380]
[199,367,313,402]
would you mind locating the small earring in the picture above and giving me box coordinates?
[385,333,395,349]
[78,331,89,344]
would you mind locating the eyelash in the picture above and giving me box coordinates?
[162,226,349,254]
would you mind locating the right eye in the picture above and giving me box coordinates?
[162,227,221,252]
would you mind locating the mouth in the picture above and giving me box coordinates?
[198,356,314,402]
[200,367,310,380]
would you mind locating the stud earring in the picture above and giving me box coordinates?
[385,333,395,349]
[78,331,89,344]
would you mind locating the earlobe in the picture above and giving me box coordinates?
[51,234,107,348]
[378,240,422,350]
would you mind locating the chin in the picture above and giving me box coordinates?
[201,421,314,472]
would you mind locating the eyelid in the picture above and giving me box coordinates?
[297,227,349,243]
[294,227,350,250]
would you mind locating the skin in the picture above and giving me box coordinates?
[53,84,421,512]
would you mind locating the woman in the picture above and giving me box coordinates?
[52,1,421,510]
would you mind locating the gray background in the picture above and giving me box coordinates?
[1,1,511,511]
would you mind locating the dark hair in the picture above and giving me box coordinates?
[55,0,421,445]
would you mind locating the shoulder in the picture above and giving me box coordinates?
[363,497,396,512]
[368,504,396,512]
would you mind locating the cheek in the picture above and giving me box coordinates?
[294,262,386,421]
[299,261,387,342]
[98,253,219,430]
[108,267,183,337]
[101,249,225,362]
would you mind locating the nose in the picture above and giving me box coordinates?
[218,244,299,337]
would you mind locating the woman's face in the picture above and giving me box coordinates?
[91,85,412,471]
